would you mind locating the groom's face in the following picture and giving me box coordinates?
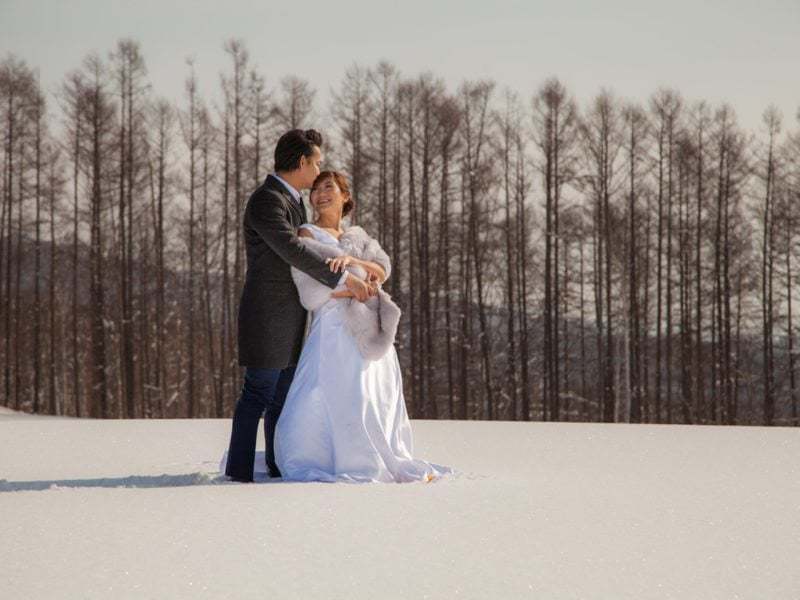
[298,145,323,190]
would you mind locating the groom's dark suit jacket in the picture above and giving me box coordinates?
[238,174,341,368]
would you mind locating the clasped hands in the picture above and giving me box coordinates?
[327,255,379,302]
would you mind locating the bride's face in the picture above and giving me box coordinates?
[310,177,347,219]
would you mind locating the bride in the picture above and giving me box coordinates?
[273,171,452,483]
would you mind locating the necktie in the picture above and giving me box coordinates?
[296,194,307,221]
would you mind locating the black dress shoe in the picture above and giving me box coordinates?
[226,474,253,483]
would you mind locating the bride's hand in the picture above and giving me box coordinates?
[326,255,354,273]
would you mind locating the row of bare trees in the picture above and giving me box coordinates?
[1,40,799,425]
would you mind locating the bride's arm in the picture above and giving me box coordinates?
[351,258,387,284]
[327,256,387,284]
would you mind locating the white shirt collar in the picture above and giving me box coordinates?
[272,173,302,203]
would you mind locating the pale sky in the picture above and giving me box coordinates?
[1,0,798,133]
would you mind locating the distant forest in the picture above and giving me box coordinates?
[1,39,799,425]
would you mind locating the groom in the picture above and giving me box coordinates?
[225,129,374,482]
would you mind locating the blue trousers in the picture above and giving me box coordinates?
[224,365,296,481]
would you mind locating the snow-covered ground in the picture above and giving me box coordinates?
[1,407,798,600]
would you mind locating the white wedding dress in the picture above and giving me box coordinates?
[273,223,452,483]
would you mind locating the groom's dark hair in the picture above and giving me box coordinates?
[274,129,323,172]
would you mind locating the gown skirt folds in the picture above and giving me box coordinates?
[274,224,452,483]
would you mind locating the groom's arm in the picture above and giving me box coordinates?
[248,192,341,289]
[297,227,348,287]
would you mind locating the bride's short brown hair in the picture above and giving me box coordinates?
[311,171,354,217]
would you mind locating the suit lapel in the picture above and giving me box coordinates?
[265,174,305,226]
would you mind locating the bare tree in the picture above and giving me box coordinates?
[32,81,44,413]
[758,106,782,425]
[580,90,624,422]
[249,70,271,187]
[690,102,712,423]
[1,57,37,411]
[368,61,398,249]
[433,93,460,417]
[534,78,578,421]
[46,143,62,415]
[461,80,496,419]
[222,39,248,315]
[499,90,520,419]
[622,102,650,422]
[147,98,175,417]
[273,75,315,130]
[181,59,199,417]
[58,70,86,416]
[82,53,116,418]
[331,64,373,228]
[786,111,800,424]
[110,38,149,418]
[649,89,682,423]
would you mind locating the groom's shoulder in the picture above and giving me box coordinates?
[248,178,285,207]
[243,184,287,228]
